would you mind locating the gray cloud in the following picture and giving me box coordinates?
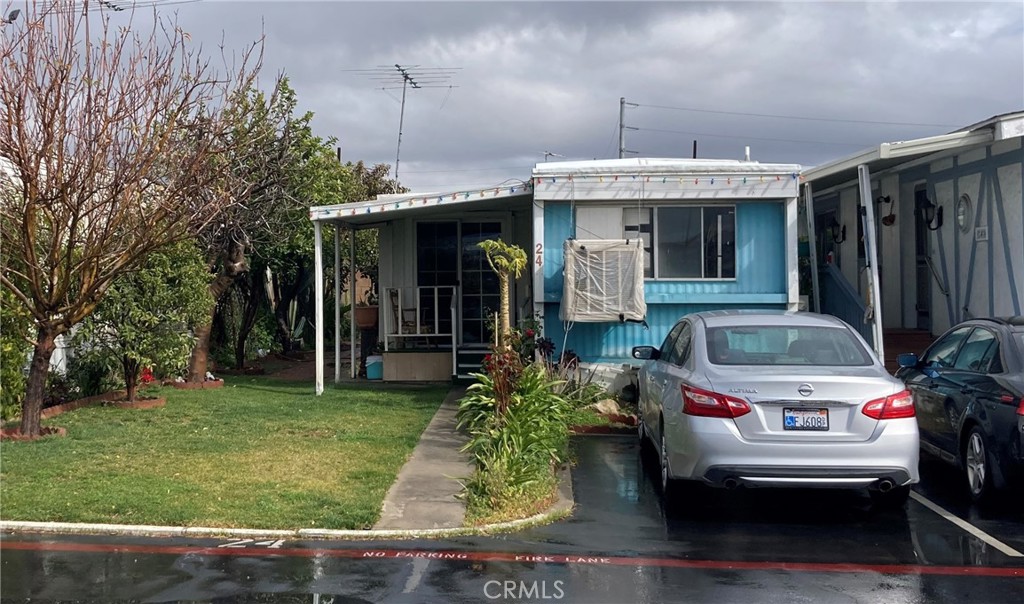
[113,1,1024,192]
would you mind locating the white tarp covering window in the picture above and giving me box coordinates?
[561,239,647,322]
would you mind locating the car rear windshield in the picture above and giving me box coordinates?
[705,325,875,366]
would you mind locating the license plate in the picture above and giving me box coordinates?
[783,408,829,431]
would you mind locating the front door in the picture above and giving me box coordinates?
[460,221,503,345]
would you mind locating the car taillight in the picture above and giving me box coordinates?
[1017,397,1024,417]
[862,389,915,420]
[682,385,751,418]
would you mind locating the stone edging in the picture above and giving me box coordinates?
[103,397,166,411]
[0,466,575,541]
[0,426,68,442]
[167,379,224,390]
[0,393,168,441]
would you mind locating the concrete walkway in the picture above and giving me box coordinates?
[374,387,473,530]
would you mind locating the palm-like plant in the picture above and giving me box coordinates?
[477,239,527,351]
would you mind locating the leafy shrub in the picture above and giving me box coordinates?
[458,362,571,519]
[43,370,81,408]
[66,346,121,397]
[71,240,212,398]
[1,287,31,422]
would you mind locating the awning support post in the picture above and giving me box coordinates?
[803,183,821,313]
[857,164,885,363]
[349,227,357,379]
[334,225,341,384]
[314,220,324,395]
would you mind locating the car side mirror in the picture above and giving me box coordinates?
[632,346,660,360]
[897,353,919,368]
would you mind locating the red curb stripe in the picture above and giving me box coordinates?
[2,541,1022,578]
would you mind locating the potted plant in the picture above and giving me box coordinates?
[353,287,378,329]
[352,233,379,330]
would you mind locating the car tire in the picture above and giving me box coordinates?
[870,485,910,509]
[659,429,675,499]
[963,426,995,504]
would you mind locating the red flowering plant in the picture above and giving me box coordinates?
[480,348,524,418]
[509,315,543,364]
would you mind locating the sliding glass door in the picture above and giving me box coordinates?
[416,220,503,346]
[459,222,502,346]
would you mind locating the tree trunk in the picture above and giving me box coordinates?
[188,319,213,382]
[20,327,57,437]
[234,272,262,370]
[123,356,139,402]
[188,272,237,382]
[271,261,310,354]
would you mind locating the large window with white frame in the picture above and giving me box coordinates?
[618,205,735,279]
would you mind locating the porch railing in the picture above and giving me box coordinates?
[819,263,874,348]
[383,286,458,358]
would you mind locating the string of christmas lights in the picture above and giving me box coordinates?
[311,180,535,219]
[311,171,801,220]
[533,172,800,184]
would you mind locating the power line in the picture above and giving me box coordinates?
[635,102,960,128]
[44,0,202,13]
[635,126,873,147]
[399,164,533,175]
[603,118,620,159]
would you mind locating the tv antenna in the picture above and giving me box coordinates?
[346,64,460,181]
[539,151,565,162]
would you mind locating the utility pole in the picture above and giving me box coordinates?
[618,97,638,158]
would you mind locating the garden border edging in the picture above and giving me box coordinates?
[0,466,574,541]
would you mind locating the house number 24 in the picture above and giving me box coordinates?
[535,243,543,266]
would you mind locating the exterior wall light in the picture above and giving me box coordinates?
[917,195,943,231]
[828,217,846,244]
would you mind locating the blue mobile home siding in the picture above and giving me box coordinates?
[543,201,789,362]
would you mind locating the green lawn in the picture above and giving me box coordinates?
[0,377,446,530]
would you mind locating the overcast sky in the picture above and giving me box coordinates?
[115,1,1024,193]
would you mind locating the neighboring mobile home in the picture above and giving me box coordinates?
[802,111,1024,360]
[308,158,802,392]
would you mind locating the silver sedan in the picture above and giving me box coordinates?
[633,310,919,506]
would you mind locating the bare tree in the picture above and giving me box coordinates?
[0,1,264,437]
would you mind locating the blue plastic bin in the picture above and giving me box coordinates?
[366,355,383,380]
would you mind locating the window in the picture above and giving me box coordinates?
[416,222,458,337]
[705,325,873,366]
[952,328,1000,373]
[623,207,653,278]
[659,322,685,356]
[923,326,972,368]
[703,207,735,278]
[664,322,693,366]
[623,205,735,279]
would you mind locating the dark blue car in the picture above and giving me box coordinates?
[896,317,1024,503]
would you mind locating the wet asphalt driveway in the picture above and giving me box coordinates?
[2,435,1022,603]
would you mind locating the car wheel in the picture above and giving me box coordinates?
[870,485,910,509]
[964,427,995,504]
[659,429,673,496]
